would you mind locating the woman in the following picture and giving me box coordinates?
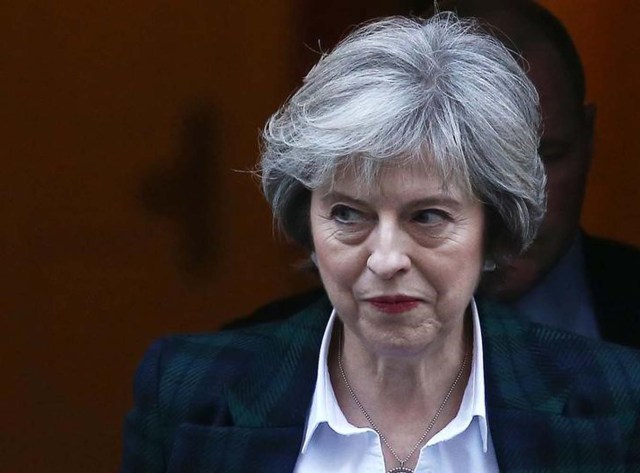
[122,13,640,472]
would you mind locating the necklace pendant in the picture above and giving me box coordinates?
[388,462,414,473]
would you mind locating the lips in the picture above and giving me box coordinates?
[366,295,421,314]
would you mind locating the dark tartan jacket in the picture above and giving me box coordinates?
[121,297,640,472]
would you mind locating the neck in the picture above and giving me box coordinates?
[329,318,472,466]
[334,317,469,398]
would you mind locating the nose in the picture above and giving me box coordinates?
[366,219,411,279]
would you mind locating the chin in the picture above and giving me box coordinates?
[358,317,443,357]
[370,337,434,359]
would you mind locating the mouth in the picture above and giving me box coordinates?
[366,295,422,314]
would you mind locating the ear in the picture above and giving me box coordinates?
[582,102,596,166]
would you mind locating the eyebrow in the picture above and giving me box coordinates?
[319,191,465,210]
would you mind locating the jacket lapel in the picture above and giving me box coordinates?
[167,424,306,473]
[479,298,628,472]
[171,298,331,473]
[224,297,331,426]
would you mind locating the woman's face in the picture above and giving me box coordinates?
[310,163,486,358]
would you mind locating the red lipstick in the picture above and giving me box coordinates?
[367,295,421,314]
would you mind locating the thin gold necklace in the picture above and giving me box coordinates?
[337,326,469,473]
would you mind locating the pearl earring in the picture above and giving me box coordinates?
[483,259,497,272]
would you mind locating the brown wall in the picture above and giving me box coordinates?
[2,1,638,471]
[3,1,308,471]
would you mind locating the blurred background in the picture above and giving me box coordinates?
[2,0,638,471]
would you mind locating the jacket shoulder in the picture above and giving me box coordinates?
[134,296,330,422]
[121,297,331,472]
[161,295,330,374]
[584,234,640,278]
[480,297,640,410]
[480,300,640,472]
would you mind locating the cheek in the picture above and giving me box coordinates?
[411,238,483,297]
[311,218,368,289]
[545,155,589,215]
[436,228,485,288]
[454,243,484,282]
[315,244,366,290]
[544,181,585,232]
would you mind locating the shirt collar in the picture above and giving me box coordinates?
[300,298,489,454]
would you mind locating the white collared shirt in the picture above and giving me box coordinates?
[294,299,499,473]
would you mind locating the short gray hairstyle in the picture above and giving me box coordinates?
[260,12,546,264]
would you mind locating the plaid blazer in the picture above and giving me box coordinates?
[121,297,640,472]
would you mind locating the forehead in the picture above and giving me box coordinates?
[524,40,582,140]
[483,10,582,139]
[320,161,471,202]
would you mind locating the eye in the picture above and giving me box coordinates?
[412,209,449,226]
[330,205,365,224]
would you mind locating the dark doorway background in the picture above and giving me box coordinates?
[2,0,637,471]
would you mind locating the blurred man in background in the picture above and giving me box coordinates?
[464,0,640,347]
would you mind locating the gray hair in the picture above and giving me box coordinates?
[259,12,546,264]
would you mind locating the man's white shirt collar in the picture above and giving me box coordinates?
[300,298,490,454]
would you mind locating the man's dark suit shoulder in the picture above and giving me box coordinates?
[223,287,327,330]
[584,234,640,349]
